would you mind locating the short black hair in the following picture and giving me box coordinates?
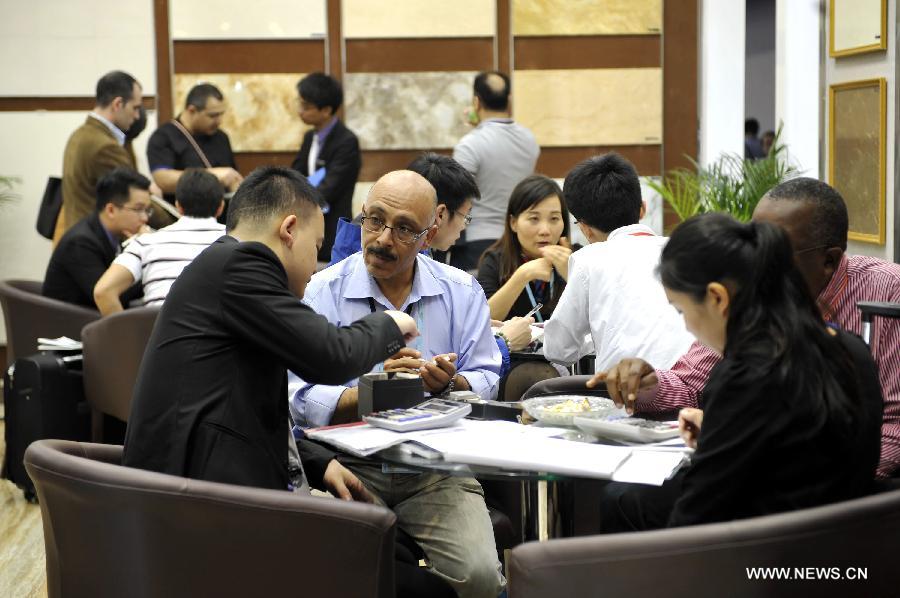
[474,71,511,111]
[96,71,138,108]
[175,169,224,218]
[226,166,324,232]
[95,167,150,211]
[297,73,343,112]
[764,177,849,250]
[563,153,642,233]
[745,118,760,136]
[185,83,224,111]
[407,153,480,214]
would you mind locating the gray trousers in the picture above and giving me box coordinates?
[342,457,505,598]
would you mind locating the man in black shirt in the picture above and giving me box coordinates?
[147,83,243,205]
[43,167,150,308]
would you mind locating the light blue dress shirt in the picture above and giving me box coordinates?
[288,252,501,428]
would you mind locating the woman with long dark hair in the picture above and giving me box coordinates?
[477,175,574,321]
[659,213,882,526]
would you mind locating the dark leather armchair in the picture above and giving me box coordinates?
[0,279,99,368]
[81,306,160,441]
[509,488,900,597]
[25,439,398,598]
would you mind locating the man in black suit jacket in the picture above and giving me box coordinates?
[43,167,151,308]
[291,73,361,262]
[123,166,417,494]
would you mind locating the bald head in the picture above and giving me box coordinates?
[474,71,511,112]
[366,170,437,225]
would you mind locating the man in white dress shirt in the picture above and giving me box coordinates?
[543,153,694,372]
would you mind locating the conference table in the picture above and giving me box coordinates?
[315,419,689,543]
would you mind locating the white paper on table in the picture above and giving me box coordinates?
[611,450,689,486]
[306,423,409,457]
[437,435,632,479]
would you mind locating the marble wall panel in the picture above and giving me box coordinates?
[513,0,662,36]
[343,0,495,38]
[513,68,662,147]
[0,0,155,95]
[174,74,305,152]
[344,72,476,150]
[170,0,326,39]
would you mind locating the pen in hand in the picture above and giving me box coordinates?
[523,302,543,320]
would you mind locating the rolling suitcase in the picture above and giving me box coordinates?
[3,352,91,501]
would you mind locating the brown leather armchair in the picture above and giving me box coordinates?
[508,488,900,597]
[81,306,160,441]
[0,279,99,368]
[25,439,398,598]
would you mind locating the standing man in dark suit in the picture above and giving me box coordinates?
[123,166,416,494]
[43,167,151,309]
[291,72,361,262]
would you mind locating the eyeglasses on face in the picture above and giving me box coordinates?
[120,205,154,218]
[453,211,473,226]
[361,214,429,244]
[793,244,828,255]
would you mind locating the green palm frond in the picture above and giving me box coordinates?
[652,125,797,226]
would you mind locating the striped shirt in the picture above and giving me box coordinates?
[637,254,900,478]
[114,216,224,307]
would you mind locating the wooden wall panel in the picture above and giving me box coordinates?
[515,36,661,70]
[345,39,493,73]
[663,0,700,229]
[173,40,325,74]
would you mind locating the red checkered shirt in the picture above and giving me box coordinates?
[637,254,900,478]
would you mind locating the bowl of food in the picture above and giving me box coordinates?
[521,395,618,426]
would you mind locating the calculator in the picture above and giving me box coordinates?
[573,414,681,443]
[364,399,472,432]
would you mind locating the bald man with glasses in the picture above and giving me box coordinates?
[288,170,504,598]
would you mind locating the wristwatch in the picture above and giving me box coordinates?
[436,374,456,397]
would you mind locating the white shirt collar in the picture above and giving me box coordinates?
[606,223,656,241]
[89,112,126,146]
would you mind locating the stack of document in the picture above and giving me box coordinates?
[307,419,689,485]
[37,336,82,351]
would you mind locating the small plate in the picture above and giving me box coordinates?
[521,395,618,426]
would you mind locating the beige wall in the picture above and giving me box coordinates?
[0,0,157,345]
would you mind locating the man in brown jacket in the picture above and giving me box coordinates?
[55,71,143,242]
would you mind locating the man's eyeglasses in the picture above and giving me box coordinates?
[454,211,473,226]
[361,215,430,244]
[793,244,828,255]
[121,205,154,218]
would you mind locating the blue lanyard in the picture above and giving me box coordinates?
[524,271,554,323]
[367,298,425,367]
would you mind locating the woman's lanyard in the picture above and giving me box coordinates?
[524,271,554,323]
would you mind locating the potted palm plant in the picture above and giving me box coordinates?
[649,126,797,224]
